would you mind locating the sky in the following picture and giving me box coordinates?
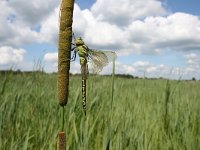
[0,0,200,79]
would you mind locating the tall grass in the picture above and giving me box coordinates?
[0,73,200,149]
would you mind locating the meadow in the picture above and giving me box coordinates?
[0,72,199,150]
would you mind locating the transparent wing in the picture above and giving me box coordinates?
[88,49,117,74]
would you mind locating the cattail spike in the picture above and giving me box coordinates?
[58,0,75,106]
[57,132,66,150]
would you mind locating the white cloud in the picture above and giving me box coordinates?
[1,1,200,55]
[43,52,57,72]
[0,46,26,65]
[70,62,82,74]
[44,52,58,62]
[124,12,200,54]
[0,1,59,47]
[8,0,59,26]
[101,62,168,78]
[133,61,150,68]
[184,53,200,65]
[73,4,126,49]
[72,3,200,55]
[0,1,12,18]
[39,7,60,45]
[91,0,167,26]
[183,53,200,78]
[0,1,40,47]
[109,61,196,79]
[73,4,90,36]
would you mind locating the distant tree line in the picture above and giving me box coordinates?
[0,69,45,75]
[0,70,198,81]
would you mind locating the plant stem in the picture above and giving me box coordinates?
[111,53,116,110]
[62,106,65,131]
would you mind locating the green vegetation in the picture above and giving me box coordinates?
[0,72,200,149]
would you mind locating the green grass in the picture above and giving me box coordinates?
[0,73,200,149]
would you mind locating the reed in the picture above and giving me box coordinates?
[107,51,117,150]
[57,0,75,149]
[58,0,74,106]
[57,132,66,150]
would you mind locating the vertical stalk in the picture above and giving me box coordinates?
[57,0,75,149]
[58,0,74,106]
[111,52,116,110]
[62,106,65,131]
[108,52,116,150]
[86,76,89,116]
[164,80,170,134]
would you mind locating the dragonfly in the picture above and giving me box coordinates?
[71,35,117,115]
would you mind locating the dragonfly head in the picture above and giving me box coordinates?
[75,37,84,45]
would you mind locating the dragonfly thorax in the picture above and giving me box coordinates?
[75,38,88,65]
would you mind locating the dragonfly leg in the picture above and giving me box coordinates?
[71,50,77,61]
[71,46,76,51]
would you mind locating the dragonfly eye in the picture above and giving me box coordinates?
[76,37,84,45]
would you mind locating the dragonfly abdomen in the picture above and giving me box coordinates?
[82,78,86,115]
[79,57,87,65]
[81,64,87,115]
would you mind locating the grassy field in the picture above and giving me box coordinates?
[0,72,200,150]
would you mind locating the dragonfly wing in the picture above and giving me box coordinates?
[88,50,117,74]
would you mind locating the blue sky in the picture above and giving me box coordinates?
[0,0,200,79]
[166,0,200,16]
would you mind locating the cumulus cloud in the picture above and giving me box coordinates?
[8,0,59,26]
[0,46,26,65]
[100,60,178,78]
[39,7,59,44]
[43,52,57,72]
[184,53,200,65]
[0,1,40,47]
[2,0,200,55]
[44,52,58,62]
[183,53,200,78]
[101,58,198,79]
[113,61,195,79]
[114,12,200,54]
[91,0,167,26]
[0,1,12,18]
[73,4,127,49]
[0,0,59,47]
[139,12,199,54]
[72,3,200,55]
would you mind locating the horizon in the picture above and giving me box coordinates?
[0,69,198,81]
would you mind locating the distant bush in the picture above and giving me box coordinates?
[115,74,134,79]
[192,77,196,81]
